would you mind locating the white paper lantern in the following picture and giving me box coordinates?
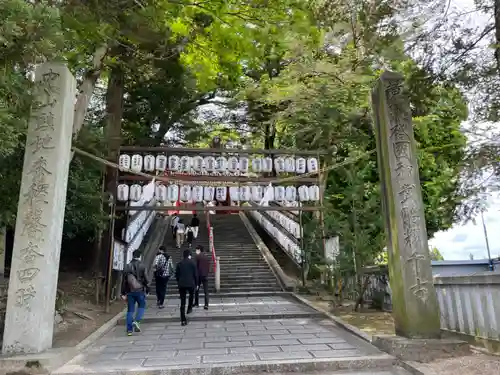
[167,184,179,201]
[180,156,191,172]
[285,157,295,173]
[179,185,191,201]
[204,156,216,172]
[274,157,285,173]
[285,186,297,201]
[227,157,239,173]
[239,157,249,173]
[155,155,167,171]
[155,185,167,201]
[298,185,310,201]
[307,157,319,173]
[262,157,273,173]
[239,186,251,201]
[215,156,227,172]
[252,185,264,201]
[216,187,227,201]
[229,186,240,201]
[295,157,306,174]
[309,185,320,201]
[168,155,180,171]
[143,155,155,172]
[274,186,285,201]
[131,154,143,173]
[130,184,142,201]
[192,185,203,202]
[119,154,131,170]
[117,184,129,201]
[262,184,275,202]
[204,186,215,201]
[191,156,203,172]
[252,158,262,173]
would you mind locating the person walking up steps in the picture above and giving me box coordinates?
[171,214,179,239]
[176,219,186,248]
[153,246,174,309]
[194,245,210,310]
[175,249,197,326]
[121,250,150,336]
[186,226,194,248]
[190,214,200,239]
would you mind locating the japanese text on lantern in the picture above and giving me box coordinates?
[385,78,429,302]
[15,70,57,310]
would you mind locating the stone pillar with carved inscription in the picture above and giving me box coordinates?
[2,63,76,354]
[372,71,441,338]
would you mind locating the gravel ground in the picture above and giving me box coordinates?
[410,353,500,374]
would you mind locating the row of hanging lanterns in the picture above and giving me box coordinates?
[117,184,320,202]
[266,211,301,239]
[119,154,319,174]
[250,210,302,265]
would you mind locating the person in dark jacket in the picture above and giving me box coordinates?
[175,249,197,325]
[190,214,200,239]
[153,246,174,309]
[121,250,150,335]
[194,245,210,309]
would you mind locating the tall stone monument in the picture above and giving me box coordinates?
[2,63,76,354]
[372,71,441,338]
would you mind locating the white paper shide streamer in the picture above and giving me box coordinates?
[119,154,131,170]
[117,184,129,201]
[131,154,143,173]
[130,184,142,201]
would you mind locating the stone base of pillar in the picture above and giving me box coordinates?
[372,335,470,363]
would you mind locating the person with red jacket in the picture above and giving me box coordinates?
[194,245,210,309]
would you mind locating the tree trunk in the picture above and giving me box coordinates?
[95,64,124,300]
[494,0,500,75]
[354,276,371,312]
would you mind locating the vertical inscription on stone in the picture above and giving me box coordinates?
[384,77,430,303]
[14,71,59,310]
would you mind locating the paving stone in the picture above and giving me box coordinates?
[280,344,331,352]
[120,350,177,359]
[202,353,257,363]
[229,334,273,341]
[329,343,358,350]
[272,333,317,340]
[154,342,204,350]
[143,356,202,367]
[180,336,228,343]
[257,351,314,360]
[102,344,153,353]
[229,346,282,354]
[86,358,146,369]
[177,348,229,356]
[205,340,252,348]
[311,350,364,358]
[253,339,300,346]
[299,337,347,345]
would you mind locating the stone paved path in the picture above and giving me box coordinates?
[118,295,322,324]
[55,318,396,374]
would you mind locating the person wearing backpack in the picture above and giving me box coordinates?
[153,246,174,309]
[121,250,150,336]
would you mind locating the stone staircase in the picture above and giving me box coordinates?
[151,214,282,296]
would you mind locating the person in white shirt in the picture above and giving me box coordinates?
[176,219,186,248]
[171,214,180,239]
